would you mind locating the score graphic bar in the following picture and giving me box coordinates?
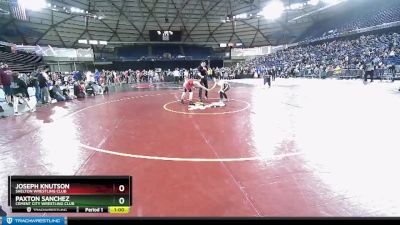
[8,176,132,213]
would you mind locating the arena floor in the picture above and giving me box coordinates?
[1,78,400,216]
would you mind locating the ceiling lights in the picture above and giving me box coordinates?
[79,40,108,46]
[309,0,320,6]
[17,0,104,20]
[156,31,174,35]
[259,0,285,20]
[18,0,47,11]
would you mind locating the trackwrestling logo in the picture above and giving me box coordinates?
[1,217,64,225]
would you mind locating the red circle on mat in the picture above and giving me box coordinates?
[163,99,250,115]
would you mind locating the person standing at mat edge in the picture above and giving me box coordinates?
[197,61,209,101]
[38,66,51,104]
[364,60,374,83]
[0,65,4,112]
[173,68,180,84]
[263,69,272,88]
[10,72,35,115]
[0,63,13,107]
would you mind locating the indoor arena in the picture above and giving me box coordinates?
[1,0,400,221]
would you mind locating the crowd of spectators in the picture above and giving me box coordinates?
[0,65,109,115]
[90,67,237,86]
[0,64,238,116]
[299,0,400,43]
[5,31,400,116]
[240,32,400,79]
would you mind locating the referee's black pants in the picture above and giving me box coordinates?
[199,78,208,99]
[264,76,271,87]
[364,71,374,82]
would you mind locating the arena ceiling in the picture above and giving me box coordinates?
[0,0,338,51]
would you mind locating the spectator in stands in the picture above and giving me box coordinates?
[38,66,51,104]
[51,81,66,102]
[0,85,3,112]
[100,70,106,85]
[10,72,35,115]
[272,66,277,81]
[143,70,149,82]
[0,63,13,107]
[128,70,134,84]
[239,32,400,81]
[365,60,375,82]
[73,71,82,81]
[263,70,272,88]
[334,65,342,76]
[103,84,109,95]
[74,81,85,99]
[207,67,213,78]
[173,68,180,84]
[31,68,41,103]
[95,69,101,84]
[86,71,95,84]
[147,69,153,83]
[85,82,95,97]
[135,70,141,83]
[62,88,74,101]
[93,81,103,95]
[0,65,4,112]
[183,69,189,81]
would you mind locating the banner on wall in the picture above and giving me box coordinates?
[231,46,271,59]
[14,45,94,62]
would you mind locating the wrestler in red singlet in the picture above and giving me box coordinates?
[184,79,194,91]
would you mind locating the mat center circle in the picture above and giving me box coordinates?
[163,99,250,115]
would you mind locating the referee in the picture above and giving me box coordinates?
[263,69,272,88]
[197,61,209,101]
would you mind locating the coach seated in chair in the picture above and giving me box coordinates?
[85,81,96,97]
[92,82,103,95]
[62,87,74,101]
[50,81,66,102]
[74,81,86,99]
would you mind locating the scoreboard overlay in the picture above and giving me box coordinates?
[8,176,132,214]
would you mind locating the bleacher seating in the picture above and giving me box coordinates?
[239,31,400,80]
[113,44,215,61]
[182,46,213,60]
[116,45,149,60]
[0,49,43,73]
[297,0,400,42]
[385,56,400,65]
[152,44,181,58]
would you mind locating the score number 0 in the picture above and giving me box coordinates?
[118,184,126,205]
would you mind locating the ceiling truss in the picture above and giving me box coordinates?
[0,0,319,51]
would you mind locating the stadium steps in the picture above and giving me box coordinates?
[0,50,43,73]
